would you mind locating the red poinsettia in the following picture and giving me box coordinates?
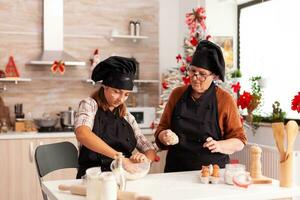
[291,92,300,113]
[237,91,252,110]
[231,82,241,93]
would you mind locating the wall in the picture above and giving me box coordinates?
[0,0,159,122]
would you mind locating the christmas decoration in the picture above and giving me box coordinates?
[90,49,100,76]
[157,6,210,115]
[51,60,65,74]
[5,56,20,77]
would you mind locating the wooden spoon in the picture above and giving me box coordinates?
[285,120,299,160]
[271,122,286,161]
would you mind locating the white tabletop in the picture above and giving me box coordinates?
[42,170,300,200]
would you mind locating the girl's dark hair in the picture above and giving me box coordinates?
[91,86,127,117]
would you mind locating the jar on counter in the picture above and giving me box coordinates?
[224,164,246,185]
[1,118,8,133]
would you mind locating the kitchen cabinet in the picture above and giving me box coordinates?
[0,135,77,200]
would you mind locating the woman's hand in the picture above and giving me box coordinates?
[203,137,222,153]
[122,157,139,173]
[158,129,179,146]
[130,152,147,163]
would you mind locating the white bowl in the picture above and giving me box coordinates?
[110,160,150,180]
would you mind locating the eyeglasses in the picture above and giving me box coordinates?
[188,67,213,82]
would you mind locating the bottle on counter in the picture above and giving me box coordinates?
[111,152,126,191]
[1,118,8,133]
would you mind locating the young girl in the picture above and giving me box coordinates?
[75,56,156,178]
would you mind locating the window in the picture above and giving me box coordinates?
[238,0,300,119]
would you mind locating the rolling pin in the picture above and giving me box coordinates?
[58,184,152,200]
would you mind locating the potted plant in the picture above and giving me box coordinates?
[230,68,242,78]
[271,101,286,122]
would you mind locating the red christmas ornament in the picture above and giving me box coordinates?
[162,81,169,89]
[51,60,65,74]
[186,56,192,63]
[182,76,190,85]
[180,65,186,73]
[5,56,20,77]
[190,37,198,46]
[176,54,182,63]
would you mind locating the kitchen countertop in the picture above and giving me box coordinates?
[0,128,154,140]
[42,170,300,200]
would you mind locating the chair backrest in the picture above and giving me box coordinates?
[35,141,78,200]
[35,141,78,177]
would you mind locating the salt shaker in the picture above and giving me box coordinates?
[129,21,135,36]
[135,21,141,36]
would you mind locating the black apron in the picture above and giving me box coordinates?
[165,83,229,172]
[76,108,137,178]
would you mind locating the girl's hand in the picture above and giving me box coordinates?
[122,158,139,173]
[130,152,147,163]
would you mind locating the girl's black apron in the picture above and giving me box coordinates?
[77,109,137,178]
[165,83,229,172]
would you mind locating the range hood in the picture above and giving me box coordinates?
[30,0,85,66]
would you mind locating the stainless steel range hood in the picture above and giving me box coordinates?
[30,0,85,66]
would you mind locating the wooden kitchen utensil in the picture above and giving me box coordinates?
[279,120,299,187]
[249,145,272,184]
[58,184,152,200]
[285,120,298,160]
[271,122,286,161]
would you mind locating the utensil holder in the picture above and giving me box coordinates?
[279,153,293,187]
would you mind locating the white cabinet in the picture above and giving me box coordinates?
[0,135,77,200]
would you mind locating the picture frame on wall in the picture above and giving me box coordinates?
[214,36,233,69]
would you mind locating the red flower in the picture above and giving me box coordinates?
[237,91,252,110]
[162,81,169,89]
[186,56,192,63]
[291,92,300,113]
[190,37,198,46]
[182,76,190,85]
[176,54,182,63]
[231,82,241,93]
[180,65,186,73]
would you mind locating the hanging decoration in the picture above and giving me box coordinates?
[89,49,100,77]
[5,56,20,77]
[51,60,65,74]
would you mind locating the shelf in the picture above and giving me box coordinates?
[109,34,148,42]
[0,77,32,84]
[85,79,159,85]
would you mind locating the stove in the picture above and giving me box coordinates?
[38,126,74,133]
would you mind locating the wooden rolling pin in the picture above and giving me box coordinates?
[58,184,152,200]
